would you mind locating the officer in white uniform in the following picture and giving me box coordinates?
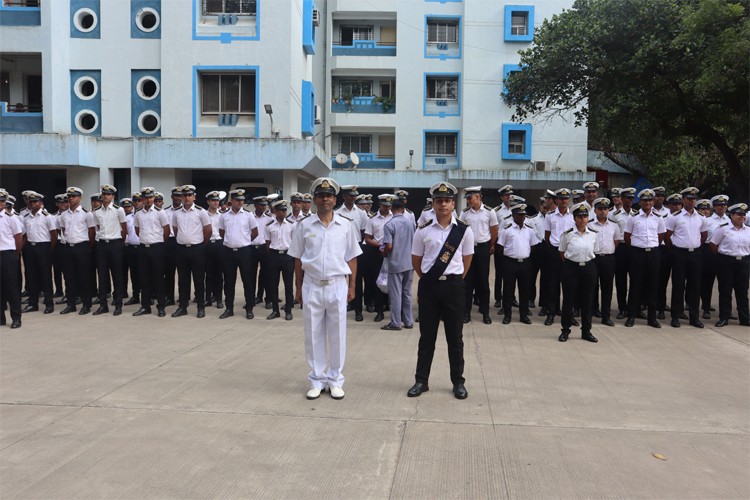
[363,194,393,322]
[287,192,305,222]
[582,182,599,213]
[52,193,68,301]
[204,191,224,309]
[133,187,170,317]
[58,187,96,315]
[163,187,183,306]
[543,188,575,326]
[265,199,296,321]
[121,198,141,307]
[611,187,637,319]
[91,184,127,316]
[710,203,750,327]
[493,185,514,308]
[0,189,24,328]
[497,203,537,324]
[701,194,730,319]
[588,197,620,326]
[288,178,362,401]
[336,186,368,321]
[251,196,274,309]
[22,192,57,314]
[300,193,313,217]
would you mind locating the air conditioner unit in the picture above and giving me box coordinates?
[312,9,320,27]
[535,160,550,171]
[314,104,322,124]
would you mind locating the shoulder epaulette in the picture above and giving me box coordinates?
[154,206,162,211]
[93,206,101,212]
[631,209,639,215]
[456,219,469,227]
[368,212,376,218]
[406,208,413,213]
[525,223,534,229]
[462,207,470,212]
[266,220,274,226]
[300,213,312,221]
[219,208,229,213]
[82,207,89,212]
[135,208,143,213]
[113,204,120,209]
[242,206,253,213]
[42,209,49,216]
[418,219,432,229]
[719,222,729,227]
[504,223,512,229]
[494,206,501,212]
[661,213,669,218]
[589,228,598,233]
[338,214,353,222]
[613,209,621,215]
[504,214,512,219]
[194,204,204,210]
[23,212,30,217]
[563,228,574,234]
[608,218,617,223]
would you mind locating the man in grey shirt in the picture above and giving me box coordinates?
[381,198,416,330]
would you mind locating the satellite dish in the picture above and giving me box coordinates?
[335,153,348,165]
[350,152,360,167]
[218,190,227,200]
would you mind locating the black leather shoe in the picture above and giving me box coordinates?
[374,312,384,322]
[60,306,76,315]
[407,383,429,397]
[267,311,280,320]
[78,306,90,315]
[92,297,100,305]
[10,320,21,329]
[616,310,626,320]
[502,316,511,325]
[494,300,501,308]
[602,318,615,327]
[571,318,580,327]
[648,321,661,329]
[157,308,166,317]
[55,297,68,304]
[381,323,402,331]
[558,331,569,342]
[254,297,263,305]
[664,305,671,311]
[285,312,293,321]
[497,307,505,315]
[165,299,175,306]
[219,309,233,319]
[482,314,492,325]
[520,316,532,325]
[205,301,213,308]
[679,312,688,320]
[216,301,223,309]
[44,305,54,314]
[636,311,647,320]
[528,301,536,308]
[593,310,602,318]
[463,314,471,324]
[113,307,122,316]
[133,307,152,316]
[512,299,519,308]
[171,308,188,318]
[197,308,206,318]
[246,310,254,320]
[544,315,554,326]
[473,298,480,306]
[355,313,364,322]
[702,311,710,320]
[346,303,354,311]
[265,302,272,310]
[582,332,598,343]
[671,318,681,328]
[538,307,548,317]
[710,306,716,312]
[624,317,635,327]
[403,323,413,329]
[124,297,139,306]
[657,311,665,320]
[573,309,580,318]
[366,305,375,313]
[689,320,704,329]
[93,306,109,316]
[22,305,39,313]
[453,384,468,400]
[715,319,729,327]
[415,316,419,323]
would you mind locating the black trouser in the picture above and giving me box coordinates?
[205,239,224,304]
[671,247,702,322]
[64,242,92,308]
[164,237,177,302]
[593,253,616,320]
[90,241,99,297]
[53,242,64,295]
[656,245,671,312]
[268,249,294,313]
[124,244,140,299]
[223,245,254,312]
[561,259,597,333]
[138,243,165,309]
[700,244,717,313]
[627,247,659,321]
[464,242,491,315]
[176,243,206,309]
[97,239,125,307]
[493,247,504,303]
[24,242,53,307]
[545,243,563,316]
[251,245,269,304]
[364,245,387,313]
[1,249,21,322]
[21,245,31,293]
[503,256,531,319]
[529,243,545,306]
[361,244,377,307]
[350,248,366,314]
[716,254,749,323]
[614,242,629,313]
[415,275,465,385]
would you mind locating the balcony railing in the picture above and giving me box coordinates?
[331,96,395,114]
[0,101,42,133]
[0,0,41,25]
[332,153,395,170]
[332,41,396,57]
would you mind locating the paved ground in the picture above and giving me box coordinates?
[1,286,748,499]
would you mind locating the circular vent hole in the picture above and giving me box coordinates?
[75,110,98,133]
[73,8,98,33]
[141,12,157,29]
[138,111,161,135]
[80,13,94,29]
[136,8,160,33]
[142,80,157,98]
[80,80,95,97]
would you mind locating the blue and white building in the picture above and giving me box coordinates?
[0,0,591,205]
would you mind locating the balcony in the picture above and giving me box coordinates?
[0,0,41,26]
[332,40,396,57]
[331,97,395,114]
[0,101,42,133]
[331,132,395,170]
[1,53,42,132]
[331,17,397,57]
[332,153,395,170]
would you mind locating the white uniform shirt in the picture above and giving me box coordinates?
[588,218,620,255]
[0,210,23,250]
[665,209,709,249]
[527,213,545,244]
[610,208,634,242]
[125,212,140,245]
[365,211,393,245]
[625,210,665,248]
[335,204,368,234]
[206,209,222,241]
[495,204,512,221]
[55,212,67,244]
[251,211,273,246]
[412,217,475,275]
[559,228,599,262]
[288,213,363,281]
[417,208,434,226]
[92,203,126,240]
[59,206,95,244]
[710,223,750,257]
[266,218,295,250]
[23,210,56,243]
[459,205,498,244]
[705,213,730,241]
[164,205,180,237]
[498,222,536,259]
[544,208,575,247]
[172,205,210,245]
[218,207,258,249]
[134,206,168,245]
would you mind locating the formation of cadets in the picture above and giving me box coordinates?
[0,182,748,338]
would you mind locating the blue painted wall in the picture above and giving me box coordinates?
[301,79,314,137]
[501,123,532,160]
[131,0,161,39]
[70,70,101,136]
[132,70,161,137]
[302,0,316,55]
[0,5,41,26]
[70,0,101,39]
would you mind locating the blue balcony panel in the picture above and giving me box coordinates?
[423,156,459,171]
[331,97,396,114]
[0,6,41,26]
[332,41,396,56]
[331,154,395,170]
[0,102,42,133]
[425,99,459,117]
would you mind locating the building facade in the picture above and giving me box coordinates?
[1,0,591,205]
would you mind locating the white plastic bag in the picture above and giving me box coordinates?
[376,261,388,294]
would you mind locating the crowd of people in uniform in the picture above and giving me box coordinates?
[0,179,748,401]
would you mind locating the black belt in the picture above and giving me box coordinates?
[1,249,15,254]
[269,249,288,254]
[28,241,51,246]
[209,239,223,244]
[504,255,529,263]
[631,246,657,252]
[68,242,88,247]
[99,238,122,243]
[141,243,163,248]
[719,253,749,261]
[475,241,490,247]
[565,259,593,267]
[437,274,462,281]
[180,243,202,248]
[673,246,698,252]
[595,253,615,257]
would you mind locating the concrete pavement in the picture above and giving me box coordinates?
[1,294,748,499]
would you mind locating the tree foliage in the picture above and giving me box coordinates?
[503,0,749,198]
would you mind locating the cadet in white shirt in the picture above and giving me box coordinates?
[163,187,182,306]
[22,192,57,314]
[52,193,68,300]
[493,185,514,308]
[710,203,749,327]
[171,185,211,318]
[218,189,259,320]
[588,198,620,326]
[543,188,575,325]
[265,199,296,321]
[459,186,498,324]
[288,178,362,401]
[582,181,599,213]
[363,194,393,322]
[612,187,637,319]
[701,194,730,319]
[204,191,225,309]
[665,187,709,328]
[0,189,24,328]
[336,186,368,320]
[91,184,127,316]
[408,182,474,400]
[251,196,274,309]
[58,187,96,314]
[497,203,536,324]
[133,187,170,317]
[121,198,141,308]
[558,203,599,343]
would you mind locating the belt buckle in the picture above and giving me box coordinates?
[233,248,239,252]
[144,244,150,248]
[69,243,74,247]
[645,248,651,252]
[518,259,524,263]
[737,256,742,261]
[438,275,447,281]
[579,262,585,267]
[688,248,694,252]
[320,279,329,286]
[185,244,192,247]
[30,242,36,246]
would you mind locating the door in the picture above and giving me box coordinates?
[26,75,42,111]
[380,26,396,45]
[379,135,395,158]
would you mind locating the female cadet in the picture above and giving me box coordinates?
[710,203,750,327]
[558,203,599,343]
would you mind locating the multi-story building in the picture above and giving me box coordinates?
[0,0,591,207]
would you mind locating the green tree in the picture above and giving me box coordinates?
[503,0,749,198]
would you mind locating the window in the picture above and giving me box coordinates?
[502,123,532,160]
[507,130,525,154]
[425,133,457,156]
[426,77,458,100]
[338,26,373,45]
[511,13,527,36]
[339,135,372,154]
[201,73,256,115]
[427,20,459,43]
[203,0,257,15]
[504,5,534,42]
[338,80,372,98]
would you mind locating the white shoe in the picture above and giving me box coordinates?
[329,386,345,400]
[306,387,322,400]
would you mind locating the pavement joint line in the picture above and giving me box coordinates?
[0,404,84,453]
[470,325,496,426]
[704,326,750,346]
[3,402,746,437]
[386,420,408,500]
